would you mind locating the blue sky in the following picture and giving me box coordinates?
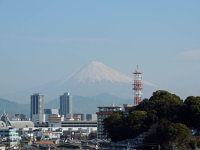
[0,0,200,100]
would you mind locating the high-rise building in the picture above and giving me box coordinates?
[30,93,45,123]
[60,92,73,118]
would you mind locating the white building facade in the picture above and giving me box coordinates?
[0,128,19,148]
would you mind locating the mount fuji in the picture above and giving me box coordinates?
[60,61,132,84]
[6,61,157,104]
[59,61,156,86]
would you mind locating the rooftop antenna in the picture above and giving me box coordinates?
[112,102,115,107]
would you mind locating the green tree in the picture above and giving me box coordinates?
[128,110,148,137]
[144,119,192,148]
[140,90,183,121]
[179,96,200,129]
[168,123,192,147]
[103,112,129,141]
[104,110,148,141]
[150,91,183,120]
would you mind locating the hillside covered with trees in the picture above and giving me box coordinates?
[104,90,200,149]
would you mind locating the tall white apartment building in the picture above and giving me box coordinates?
[96,106,121,140]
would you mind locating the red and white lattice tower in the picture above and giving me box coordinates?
[133,65,143,105]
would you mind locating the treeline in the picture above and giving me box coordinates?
[103,90,200,149]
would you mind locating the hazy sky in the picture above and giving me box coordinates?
[0,1,200,100]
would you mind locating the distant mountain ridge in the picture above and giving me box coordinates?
[0,93,134,116]
[0,98,29,116]
[45,93,133,113]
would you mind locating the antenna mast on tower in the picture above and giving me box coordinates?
[133,65,143,105]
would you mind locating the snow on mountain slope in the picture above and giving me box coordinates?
[60,61,132,83]
[60,61,157,87]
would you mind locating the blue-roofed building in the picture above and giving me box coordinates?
[23,145,37,149]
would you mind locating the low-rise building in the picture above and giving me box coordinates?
[0,128,19,148]
[73,114,81,121]
[10,121,34,128]
[0,144,6,150]
[73,113,97,121]
[123,104,134,112]
[44,109,59,122]
[48,114,64,123]
[0,113,34,129]
[61,121,97,128]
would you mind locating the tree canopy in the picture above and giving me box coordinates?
[179,96,200,129]
[144,119,192,148]
[135,90,183,121]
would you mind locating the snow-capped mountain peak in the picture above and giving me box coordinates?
[62,61,132,83]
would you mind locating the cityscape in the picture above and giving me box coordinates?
[0,66,145,149]
[1,1,200,150]
[0,65,199,149]
[0,63,160,150]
